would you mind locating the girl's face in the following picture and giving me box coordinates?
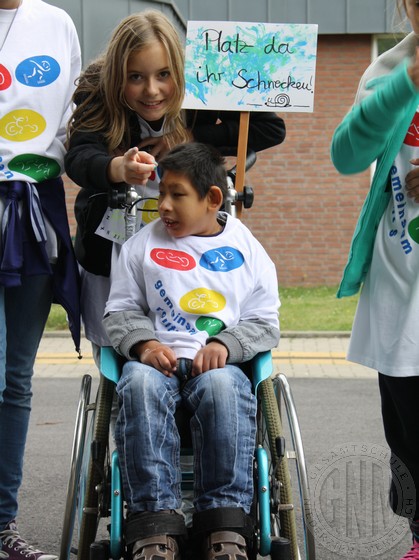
[405,0,419,35]
[124,41,175,127]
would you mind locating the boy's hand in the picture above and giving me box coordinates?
[108,147,156,185]
[192,342,228,376]
[134,341,177,377]
[406,158,419,203]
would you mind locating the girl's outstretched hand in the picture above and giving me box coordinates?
[408,46,419,89]
[108,147,156,185]
[406,158,419,203]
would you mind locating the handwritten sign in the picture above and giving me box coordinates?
[183,21,318,112]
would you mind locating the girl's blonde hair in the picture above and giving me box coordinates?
[68,10,188,152]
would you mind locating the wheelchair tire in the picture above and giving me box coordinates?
[275,374,315,560]
[77,375,115,560]
[60,374,93,560]
[258,375,315,560]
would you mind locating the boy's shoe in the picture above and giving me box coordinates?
[205,531,248,560]
[0,521,57,560]
[400,540,419,559]
[132,534,180,560]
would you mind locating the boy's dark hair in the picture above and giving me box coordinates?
[159,142,228,200]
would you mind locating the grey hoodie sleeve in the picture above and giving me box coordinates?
[208,318,280,364]
[102,310,157,360]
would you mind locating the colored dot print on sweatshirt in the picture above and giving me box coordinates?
[196,316,225,336]
[408,216,419,244]
[0,65,12,91]
[179,288,226,314]
[16,56,60,87]
[0,110,46,142]
[200,246,244,272]
[404,112,419,147]
[151,248,196,271]
[9,154,60,181]
[141,198,159,225]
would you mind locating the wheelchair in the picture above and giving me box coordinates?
[60,151,315,559]
[60,347,315,560]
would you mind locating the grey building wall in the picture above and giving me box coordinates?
[176,0,400,33]
[49,0,403,68]
[50,1,186,66]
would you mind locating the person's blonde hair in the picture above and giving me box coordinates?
[68,10,188,153]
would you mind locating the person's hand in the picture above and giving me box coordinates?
[408,46,419,89]
[137,136,171,159]
[108,147,156,184]
[134,341,177,377]
[192,341,228,376]
[406,158,419,203]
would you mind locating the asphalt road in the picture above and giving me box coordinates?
[16,376,414,560]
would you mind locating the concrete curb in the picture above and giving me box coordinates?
[43,330,352,338]
[278,331,351,338]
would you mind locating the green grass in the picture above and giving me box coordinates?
[46,286,359,332]
[46,304,71,331]
[278,286,359,331]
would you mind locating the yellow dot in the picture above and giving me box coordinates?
[179,288,226,315]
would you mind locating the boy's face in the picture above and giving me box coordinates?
[158,171,222,238]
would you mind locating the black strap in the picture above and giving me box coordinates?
[125,511,186,545]
[192,507,254,539]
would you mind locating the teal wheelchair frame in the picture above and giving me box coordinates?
[60,150,315,559]
[60,347,315,560]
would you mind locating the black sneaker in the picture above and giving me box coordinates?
[0,520,57,560]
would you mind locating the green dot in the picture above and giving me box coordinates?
[196,316,225,336]
[408,216,419,245]
[9,154,60,181]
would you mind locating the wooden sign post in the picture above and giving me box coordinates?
[183,21,318,216]
[234,112,250,216]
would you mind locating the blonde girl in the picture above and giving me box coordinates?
[65,9,285,357]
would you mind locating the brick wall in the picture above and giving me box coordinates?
[63,34,373,287]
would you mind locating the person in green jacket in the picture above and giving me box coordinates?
[331,1,419,558]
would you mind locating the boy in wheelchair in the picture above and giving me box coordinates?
[102,142,280,560]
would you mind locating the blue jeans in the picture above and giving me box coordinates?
[0,275,53,530]
[115,361,256,515]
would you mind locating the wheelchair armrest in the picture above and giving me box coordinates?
[100,346,124,383]
[99,346,274,393]
[252,351,274,393]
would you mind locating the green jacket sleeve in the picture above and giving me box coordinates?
[331,61,419,175]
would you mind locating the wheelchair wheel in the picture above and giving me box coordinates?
[60,374,93,560]
[60,373,115,559]
[257,374,315,560]
[77,374,115,559]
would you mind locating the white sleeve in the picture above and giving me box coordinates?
[58,16,82,145]
[104,238,149,316]
[241,242,280,330]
